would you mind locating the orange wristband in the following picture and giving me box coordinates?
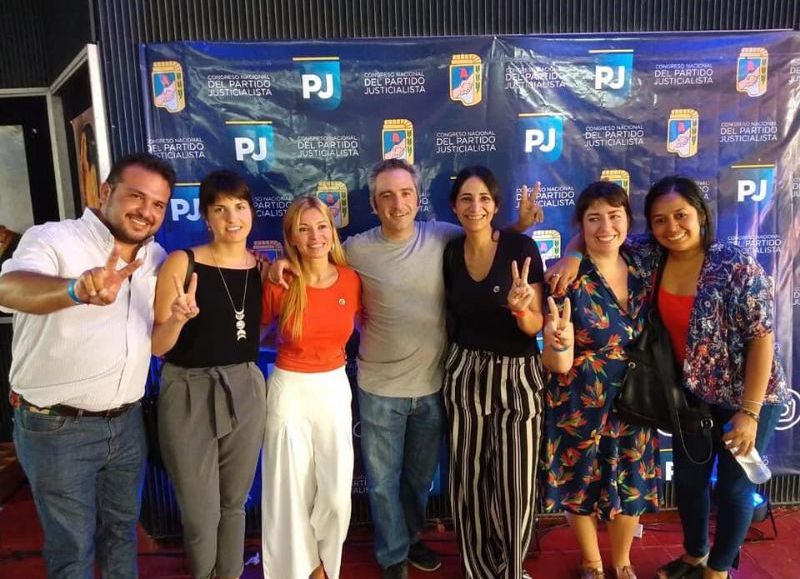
[511,309,527,318]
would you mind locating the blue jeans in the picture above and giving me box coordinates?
[674,402,780,572]
[357,388,444,569]
[13,404,147,579]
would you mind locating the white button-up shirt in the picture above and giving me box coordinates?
[0,209,166,410]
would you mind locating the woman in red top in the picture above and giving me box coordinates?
[260,196,361,579]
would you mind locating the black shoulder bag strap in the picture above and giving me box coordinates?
[182,248,195,291]
[651,257,714,465]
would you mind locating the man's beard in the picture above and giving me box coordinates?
[105,215,154,246]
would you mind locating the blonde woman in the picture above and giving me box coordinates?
[261,196,361,579]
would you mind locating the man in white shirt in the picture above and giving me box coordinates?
[0,152,175,579]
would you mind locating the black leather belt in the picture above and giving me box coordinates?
[9,391,136,418]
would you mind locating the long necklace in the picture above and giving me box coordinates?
[210,249,250,341]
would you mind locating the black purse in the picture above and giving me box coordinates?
[614,259,714,464]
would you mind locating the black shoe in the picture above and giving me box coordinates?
[655,557,706,579]
[408,541,442,572]
[383,561,408,579]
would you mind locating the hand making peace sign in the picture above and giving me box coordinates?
[507,257,536,313]
[169,271,199,323]
[75,245,142,306]
[544,296,573,351]
[518,182,544,229]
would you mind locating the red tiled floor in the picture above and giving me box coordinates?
[2,483,798,578]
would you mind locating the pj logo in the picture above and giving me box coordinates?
[293,56,342,110]
[162,183,207,251]
[732,163,776,203]
[518,113,563,163]
[591,49,633,106]
[225,121,275,171]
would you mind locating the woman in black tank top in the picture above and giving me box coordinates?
[151,170,266,579]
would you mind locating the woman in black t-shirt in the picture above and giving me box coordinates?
[442,165,545,579]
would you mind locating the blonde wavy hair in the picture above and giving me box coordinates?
[280,196,347,341]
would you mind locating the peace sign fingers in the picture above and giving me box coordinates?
[172,273,186,298]
[545,296,573,350]
[105,246,121,271]
[530,180,541,206]
[185,271,198,298]
[169,272,199,322]
[511,257,532,286]
[546,296,561,324]
[508,258,534,312]
[115,259,142,279]
[519,181,544,226]
[521,181,541,207]
[519,256,531,285]
[106,243,142,281]
[548,296,572,329]
[560,297,572,328]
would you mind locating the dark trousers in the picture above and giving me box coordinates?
[674,401,780,571]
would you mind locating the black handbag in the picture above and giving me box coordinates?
[614,259,714,464]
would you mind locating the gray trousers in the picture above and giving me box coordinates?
[158,361,267,579]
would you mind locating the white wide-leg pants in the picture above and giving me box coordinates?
[261,366,354,579]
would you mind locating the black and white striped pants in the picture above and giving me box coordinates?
[443,343,544,579]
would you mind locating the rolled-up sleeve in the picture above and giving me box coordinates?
[0,226,60,313]
[0,226,59,277]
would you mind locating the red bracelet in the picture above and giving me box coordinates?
[511,309,527,318]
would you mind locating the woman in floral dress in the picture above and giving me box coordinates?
[542,181,660,579]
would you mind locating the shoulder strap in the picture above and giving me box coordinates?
[651,308,714,464]
[650,255,667,306]
[648,255,713,464]
[183,249,195,291]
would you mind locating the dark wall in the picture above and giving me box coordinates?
[43,0,94,82]
[0,0,48,88]
[0,0,92,89]
[95,0,800,158]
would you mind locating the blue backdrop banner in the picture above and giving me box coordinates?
[140,31,800,483]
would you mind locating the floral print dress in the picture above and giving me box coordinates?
[542,249,661,520]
